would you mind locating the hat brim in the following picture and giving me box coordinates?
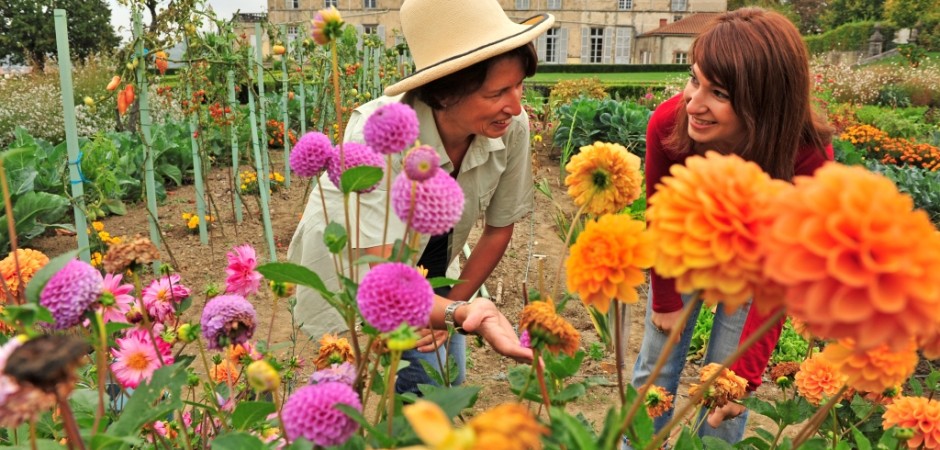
[384,13,555,97]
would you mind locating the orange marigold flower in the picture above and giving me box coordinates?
[795,353,847,406]
[688,363,747,409]
[565,141,643,216]
[0,249,50,304]
[648,151,790,312]
[645,385,674,419]
[520,299,580,356]
[566,215,655,313]
[822,338,918,394]
[314,333,355,370]
[882,396,940,449]
[210,359,240,384]
[469,403,547,450]
[762,163,940,352]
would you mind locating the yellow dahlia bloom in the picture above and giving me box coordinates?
[648,151,790,312]
[763,163,940,351]
[645,385,674,419]
[795,353,847,406]
[883,396,940,449]
[0,249,50,303]
[403,400,474,450]
[565,141,642,216]
[520,299,580,356]
[688,363,747,409]
[469,403,546,450]
[566,215,655,313]
[314,333,355,370]
[822,338,918,394]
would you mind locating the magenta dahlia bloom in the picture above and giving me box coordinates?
[142,274,192,323]
[290,131,335,178]
[363,103,419,155]
[403,145,441,182]
[225,244,263,297]
[98,273,134,324]
[110,328,174,389]
[391,169,465,235]
[200,294,257,350]
[326,142,384,193]
[40,259,102,329]
[310,362,356,386]
[357,263,433,333]
[282,382,362,446]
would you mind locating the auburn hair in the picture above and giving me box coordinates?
[665,7,832,180]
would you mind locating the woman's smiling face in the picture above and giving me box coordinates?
[683,63,744,152]
[443,57,526,139]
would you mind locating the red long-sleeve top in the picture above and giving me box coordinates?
[646,94,833,390]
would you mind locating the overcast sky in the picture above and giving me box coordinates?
[107,0,268,40]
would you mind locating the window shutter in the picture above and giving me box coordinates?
[558,28,569,64]
[603,27,614,64]
[377,25,386,45]
[536,33,547,62]
[355,24,364,51]
[581,27,590,63]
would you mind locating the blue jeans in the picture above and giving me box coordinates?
[396,332,466,395]
[626,292,751,447]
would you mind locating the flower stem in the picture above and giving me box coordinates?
[550,203,588,301]
[92,311,108,436]
[613,301,625,406]
[274,389,288,440]
[266,296,278,345]
[381,154,392,250]
[56,391,87,450]
[792,384,848,448]
[533,348,553,417]
[0,159,23,305]
[385,349,402,435]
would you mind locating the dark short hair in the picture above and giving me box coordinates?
[412,43,538,110]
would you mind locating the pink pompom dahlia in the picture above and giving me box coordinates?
[225,244,263,297]
[391,169,464,235]
[327,142,385,193]
[403,145,441,182]
[290,131,334,177]
[40,259,102,329]
[282,382,362,446]
[363,103,420,155]
[201,294,257,350]
[357,262,433,333]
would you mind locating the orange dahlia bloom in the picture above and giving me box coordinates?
[520,299,580,356]
[0,249,50,304]
[795,353,847,406]
[762,163,940,352]
[645,385,674,419]
[469,403,547,450]
[688,363,747,409]
[883,396,940,449]
[822,338,918,394]
[314,333,355,370]
[648,151,790,312]
[210,359,240,384]
[566,214,655,313]
[565,141,643,216]
[403,400,474,449]
[920,331,940,360]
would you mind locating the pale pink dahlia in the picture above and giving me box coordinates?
[391,169,464,235]
[98,273,134,324]
[225,244,263,297]
[327,142,384,193]
[142,274,192,323]
[403,145,441,182]
[357,262,433,333]
[363,103,420,155]
[291,131,335,177]
[201,294,257,350]
[310,362,357,386]
[110,328,174,389]
[282,382,362,446]
[40,259,103,329]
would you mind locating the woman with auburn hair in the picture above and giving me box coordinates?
[629,7,833,445]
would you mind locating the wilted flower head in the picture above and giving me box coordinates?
[770,361,801,387]
[689,363,748,410]
[648,151,790,312]
[469,402,547,450]
[327,142,384,192]
[357,263,433,333]
[142,274,192,323]
[311,7,344,46]
[645,385,674,419]
[225,244,263,297]
[363,103,420,155]
[822,338,919,394]
[314,333,355,370]
[795,353,847,406]
[282,382,362,446]
[102,235,160,274]
[291,131,335,177]
[403,145,441,181]
[883,396,940,449]
[200,295,257,350]
[520,299,581,356]
[40,259,103,329]
[0,336,71,427]
[565,141,643,216]
[310,362,356,386]
[764,163,940,352]
[391,169,464,235]
[566,215,655,313]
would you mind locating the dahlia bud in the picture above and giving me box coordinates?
[247,360,281,392]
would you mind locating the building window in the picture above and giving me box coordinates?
[589,28,604,63]
[287,0,300,8]
[673,51,688,64]
[287,25,299,42]
[547,0,562,9]
[671,0,687,11]
[618,0,633,10]
[362,24,378,35]
[515,0,530,9]
[545,28,559,63]
[325,0,338,7]
[640,50,651,64]
[614,27,631,63]
[364,0,376,8]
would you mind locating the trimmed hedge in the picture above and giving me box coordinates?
[535,64,689,73]
[526,82,673,100]
[804,21,898,54]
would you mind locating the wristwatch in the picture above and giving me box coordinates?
[443,301,469,334]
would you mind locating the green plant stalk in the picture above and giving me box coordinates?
[517,361,538,404]
[331,40,356,284]
[0,159,22,304]
[226,70,243,224]
[245,51,277,261]
[381,155,392,251]
[355,335,376,398]
[273,389,288,440]
[558,112,579,186]
[792,384,849,448]
[549,202,588,300]
[183,36,209,245]
[56,391,86,450]
[613,300,625,406]
[280,25,292,189]
[385,349,402,435]
[533,348,553,417]
[266,296,278,345]
[132,10,161,273]
[92,311,107,436]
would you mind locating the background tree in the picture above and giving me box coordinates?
[884,0,936,28]
[820,0,886,31]
[0,0,119,72]
[790,0,829,34]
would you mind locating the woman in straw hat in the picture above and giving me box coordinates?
[288,0,554,394]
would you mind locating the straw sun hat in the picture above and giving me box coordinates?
[383,0,555,96]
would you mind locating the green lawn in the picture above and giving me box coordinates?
[528,71,686,85]
[865,51,940,68]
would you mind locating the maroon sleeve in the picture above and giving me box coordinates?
[731,140,834,390]
[646,95,684,314]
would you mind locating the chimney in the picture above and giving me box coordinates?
[659,18,668,27]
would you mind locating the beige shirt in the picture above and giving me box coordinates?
[287,94,534,339]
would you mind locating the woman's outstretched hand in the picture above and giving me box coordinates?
[458,298,533,363]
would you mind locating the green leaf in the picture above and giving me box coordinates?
[427,277,462,289]
[508,365,542,402]
[418,359,446,386]
[549,407,599,450]
[231,401,276,430]
[354,254,388,266]
[6,439,67,450]
[89,433,140,450]
[211,432,266,450]
[323,221,348,254]
[419,385,481,418]
[256,262,332,300]
[283,437,314,450]
[851,426,873,450]
[545,350,585,379]
[738,436,772,450]
[158,163,182,186]
[741,396,779,422]
[24,250,79,305]
[553,382,586,404]
[339,166,383,193]
[926,369,940,392]
[101,198,127,216]
[701,436,736,449]
[672,428,704,450]
[334,404,395,448]
[1,303,53,327]
[107,362,188,437]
